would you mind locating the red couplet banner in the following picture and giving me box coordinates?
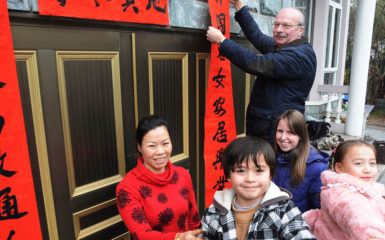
[204,0,236,208]
[38,0,169,25]
[0,2,43,239]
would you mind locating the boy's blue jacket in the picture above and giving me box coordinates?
[202,182,315,240]
[273,147,329,212]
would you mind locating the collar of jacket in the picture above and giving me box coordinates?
[277,146,329,165]
[277,150,291,164]
[132,156,173,186]
[322,170,385,199]
[211,182,292,215]
[273,36,309,51]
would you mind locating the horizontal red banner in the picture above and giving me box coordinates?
[38,0,169,25]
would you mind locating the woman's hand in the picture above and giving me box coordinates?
[176,229,203,240]
[206,26,225,44]
[229,0,244,11]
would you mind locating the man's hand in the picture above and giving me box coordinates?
[229,0,244,11]
[206,26,225,44]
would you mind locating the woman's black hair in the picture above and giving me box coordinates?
[136,115,169,147]
[223,136,277,179]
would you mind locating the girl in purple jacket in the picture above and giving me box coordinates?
[273,110,329,212]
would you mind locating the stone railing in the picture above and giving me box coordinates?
[317,84,349,124]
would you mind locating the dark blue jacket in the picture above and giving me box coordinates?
[219,6,317,143]
[272,147,329,213]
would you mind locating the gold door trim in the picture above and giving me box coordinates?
[111,232,130,240]
[56,51,126,197]
[73,198,122,239]
[147,52,189,163]
[132,33,139,126]
[14,51,60,240]
[235,73,252,138]
[195,53,210,210]
[241,73,252,137]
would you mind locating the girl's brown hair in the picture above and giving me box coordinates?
[332,140,376,169]
[274,109,310,186]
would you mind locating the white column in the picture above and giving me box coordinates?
[345,0,377,137]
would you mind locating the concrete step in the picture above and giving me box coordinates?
[377,164,385,184]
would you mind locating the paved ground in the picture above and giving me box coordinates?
[378,164,385,184]
[364,123,385,184]
[365,123,385,142]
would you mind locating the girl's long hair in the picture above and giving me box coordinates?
[274,110,310,186]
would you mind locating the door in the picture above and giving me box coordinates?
[11,19,211,239]
[12,24,132,239]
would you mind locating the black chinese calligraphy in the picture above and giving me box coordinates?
[216,13,226,34]
[212,148,224,170]
[7,230,15,240]
[217,52,226,61]
[0,116,3,134]
[57,0,113,8]
[213,175,226,190]
[212,67,225,88]
[212,121,227,143]
[95,0,111,7]
[146,0,166,13]
[213,97,226,117]
[216,0,222,6]
[0,81,4,135]
[0,187,28,220]
[57,0,66,7]
[122,0,139,13]
[0,152,16,178]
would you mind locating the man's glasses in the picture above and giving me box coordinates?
[272,23,302,29]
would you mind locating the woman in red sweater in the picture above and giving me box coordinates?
[116,115,203,240]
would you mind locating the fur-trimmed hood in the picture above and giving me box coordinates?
[303,170,385,240]
[321,170,385,198]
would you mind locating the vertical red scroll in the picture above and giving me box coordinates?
[0,2,43,239]
[204,0,236,208]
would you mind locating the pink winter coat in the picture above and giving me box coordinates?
[303,170,385,240]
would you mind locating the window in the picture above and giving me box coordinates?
[292,0,313,40]
[324,0,342,85]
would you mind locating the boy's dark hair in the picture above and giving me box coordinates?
[136,115,169,151]
[332,140,376,169]
[223,136,277,179]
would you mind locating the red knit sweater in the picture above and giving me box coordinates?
[116,157,201,240]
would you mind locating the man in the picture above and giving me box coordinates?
[206,0,316,144]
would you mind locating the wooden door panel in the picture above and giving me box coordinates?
[12,22,212,239]
[12,26,131,240]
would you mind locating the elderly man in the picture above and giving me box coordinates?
[206,0,316,144]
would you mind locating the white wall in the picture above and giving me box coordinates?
[308,0,329,102]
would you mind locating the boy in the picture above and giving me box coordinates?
[202,136,315,240]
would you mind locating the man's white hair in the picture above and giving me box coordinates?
[280,7,305,26]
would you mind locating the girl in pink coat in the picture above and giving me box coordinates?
[303,140,385,240]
